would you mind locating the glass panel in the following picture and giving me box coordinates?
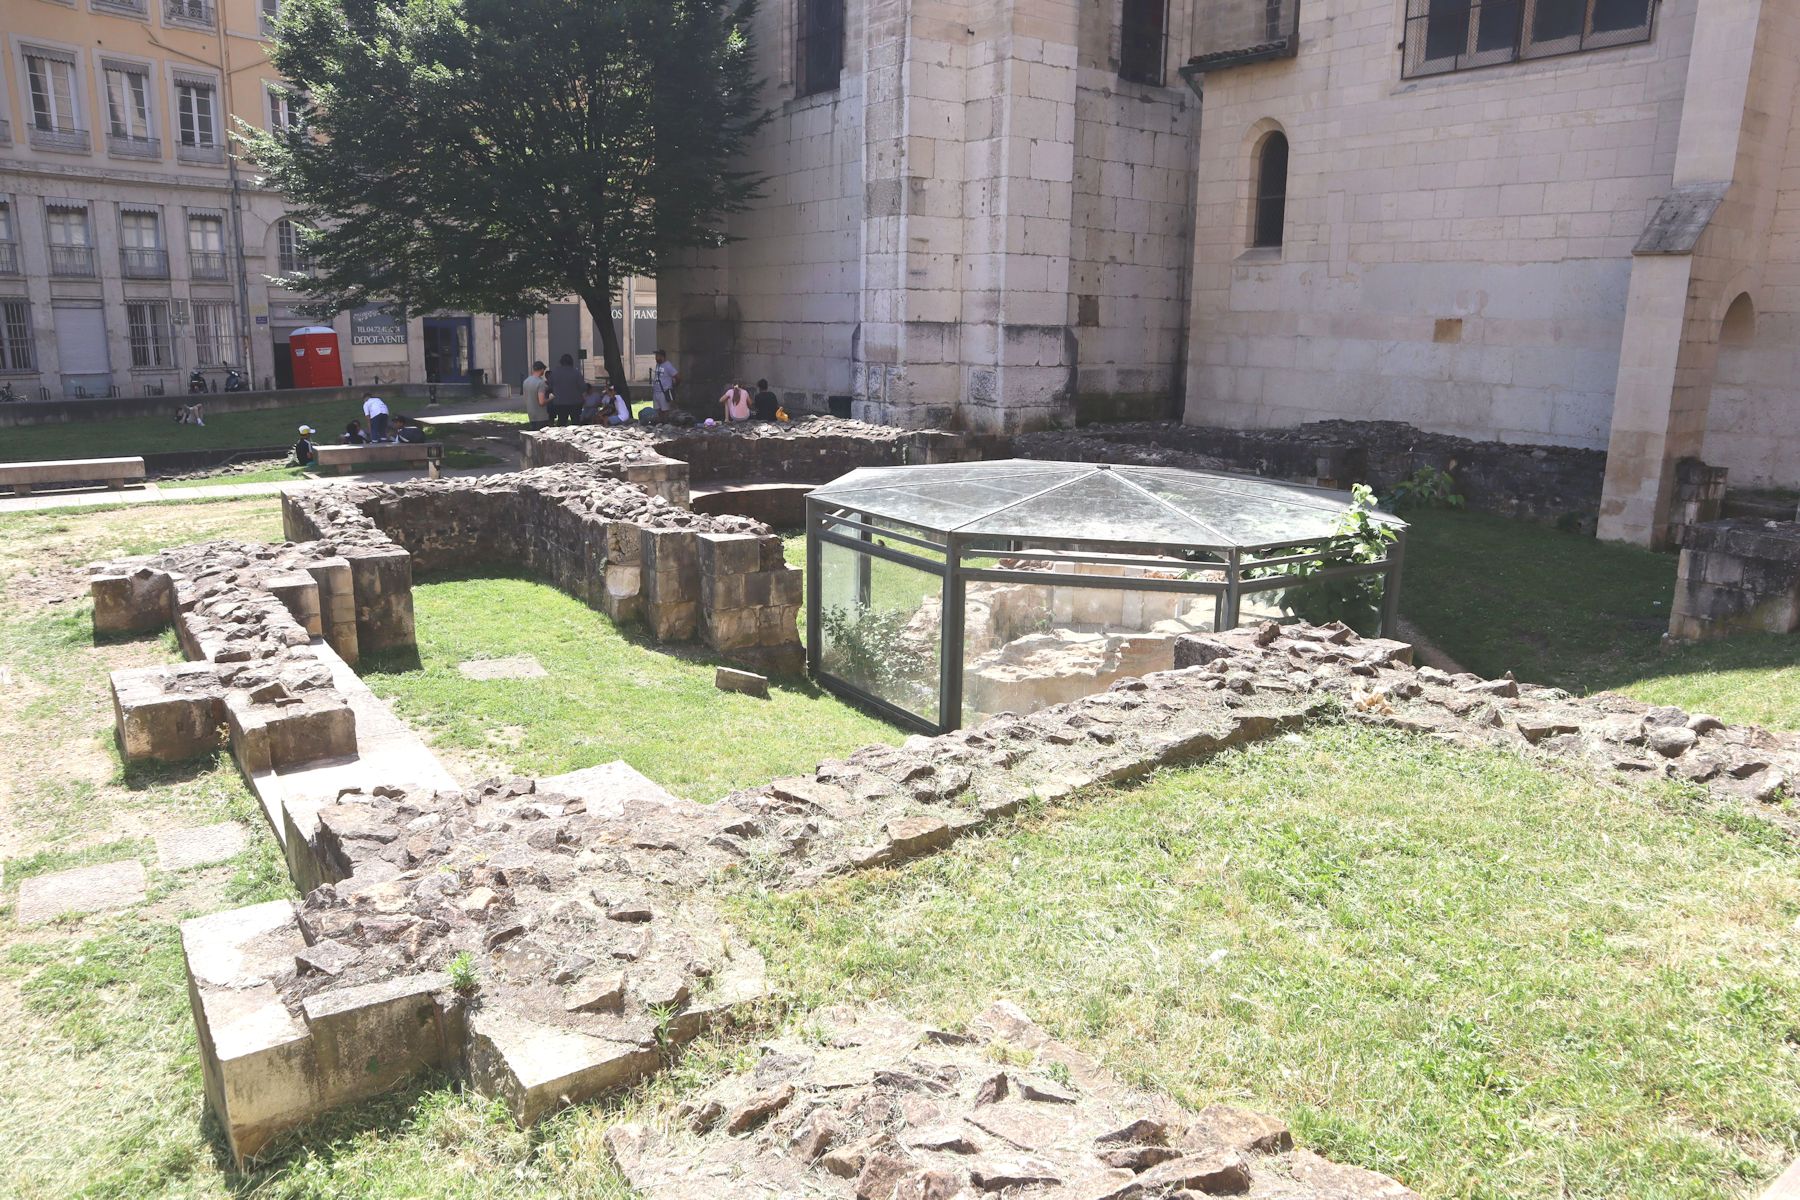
[961,562,1218,727]
[1239,571,1389,638]
[958,472,1210,545]
[817,538,942,724]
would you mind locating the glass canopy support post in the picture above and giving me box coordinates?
[1380,528,1407,640]
[1223,548,1243,631]
[938,534,967,735]
[804,497,824,677]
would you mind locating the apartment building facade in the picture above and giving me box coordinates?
[1,0,663,401]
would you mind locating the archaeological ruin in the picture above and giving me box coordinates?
[74,417,1799,1195]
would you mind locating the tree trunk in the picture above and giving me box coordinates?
[582,284,633,404]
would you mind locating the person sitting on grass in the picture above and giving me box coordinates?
[342,419,368,445]
[174,400,206,426]
[606,382,631,426]
[753,379,780,421]
[290,425,317,466]
[395,416,427,444]
[580,382,603,425]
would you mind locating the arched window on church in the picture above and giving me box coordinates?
[1253,131,1289,249]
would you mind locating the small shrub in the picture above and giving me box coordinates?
[820,603,938,707]
[447,951,479,994]
[1261,483,1399,634]
[1388,465,1465,512]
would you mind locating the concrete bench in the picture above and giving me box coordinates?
[313,442,444,477]
[0,456,147,496]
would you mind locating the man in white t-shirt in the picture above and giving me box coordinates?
[651,350,679,415]
[362,393,391,441]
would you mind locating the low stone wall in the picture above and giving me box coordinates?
[523,415,996,492]
[1669,519,1800,641]
[1020,420,1609,527]
[282,465,803,670]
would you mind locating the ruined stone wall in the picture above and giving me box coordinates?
[1669,518,1800,640]
[1018,419,1608,526]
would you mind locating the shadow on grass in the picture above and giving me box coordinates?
[209,1074,452,1196]
[118,748,229,792]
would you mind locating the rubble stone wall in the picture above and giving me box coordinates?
[1670,519,1800,641]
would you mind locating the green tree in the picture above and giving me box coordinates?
[246,0,768,397]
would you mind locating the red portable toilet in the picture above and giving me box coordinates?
[289,326,344,389]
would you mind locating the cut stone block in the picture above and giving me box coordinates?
[111,663,227,764]
[16,859,147,925]
[716,666,771,698]
[156,822,250,871]
[458,655,549,681]
[91,566,175,636]
[226,693,358,775]
[464,1010,660,1126]
[537,760,681,817]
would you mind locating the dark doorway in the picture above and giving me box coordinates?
[548,303,583,371]
[273,340,295,390]
[423,316,474,383]
[499,318,528,390]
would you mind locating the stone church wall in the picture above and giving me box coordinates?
[1183,0,1700,451]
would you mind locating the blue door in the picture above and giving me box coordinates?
[422,316,474,383]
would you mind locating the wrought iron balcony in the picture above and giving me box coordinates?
[121,247,170,279]
[49,245,96,277]
[165,0,214,24]
[176,141,226,165]
[0,243,20,275]
[107,133,162,160]
[189,250,228,280]
[28,126,90,154]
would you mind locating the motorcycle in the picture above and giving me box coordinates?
[188,370,208,394]
[223,369,246,393]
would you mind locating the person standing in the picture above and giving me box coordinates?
[547,354,585,427]
[362,392,391,441]
[650,349,679,418]
[522,361,549,427]
[720,380,752,423]
[753,379,780,421]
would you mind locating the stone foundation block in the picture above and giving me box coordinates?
[111,664,226,763]
[300,974,461,1110]
[227,693,358,775]
[464,1011,660,1127]
[344,545,417,655]
[91,567,175,636]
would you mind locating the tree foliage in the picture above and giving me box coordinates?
[244,0,769,394]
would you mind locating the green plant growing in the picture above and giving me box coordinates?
[1388,465,1466,512]
[820,604,937,706]
[447,952,479,995]
[1264,483,1399,635]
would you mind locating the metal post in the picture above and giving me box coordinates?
[938,534,966,734]
[1380,528,1406,640]
[1223,548,1242,631]
[805,498,823,677]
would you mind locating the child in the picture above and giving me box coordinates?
[342,420,368,445]
[291,425,317,466]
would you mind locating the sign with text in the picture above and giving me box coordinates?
[351,305,409,346]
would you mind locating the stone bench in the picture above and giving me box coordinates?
[0,456,146,496]
[313,442,443,477]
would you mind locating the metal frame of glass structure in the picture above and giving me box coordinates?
[805,460,1408,735]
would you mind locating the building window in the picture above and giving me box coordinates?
[0,202,18,276]
[0,299,34,372]
[277,217,313,274]
[1402,0,1654,78]
[796,0,845,97]
[1252,131,1288,249]
[189,212,227,279]
[46,204,96,276]
[268,87,299,134]
[260,0,280,36]
[176,79,217,147]
[103,63,159,157]
[25,49,87,151]
[1120,0,1169,86]
[120,208,169,278]
[166,0,216,25]
[127,301,173,369]
[193,301,234,366]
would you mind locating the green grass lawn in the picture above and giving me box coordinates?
[735,722,1800,1200]
[361,573,902,799]
[1400,510,1800,729]
[0,398,513,463]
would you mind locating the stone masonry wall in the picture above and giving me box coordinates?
[1669,518,1800,641]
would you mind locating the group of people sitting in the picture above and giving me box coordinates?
[290,392,424,465]
[524,356,631,427]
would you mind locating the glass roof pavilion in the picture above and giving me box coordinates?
[804,460,1407,734]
